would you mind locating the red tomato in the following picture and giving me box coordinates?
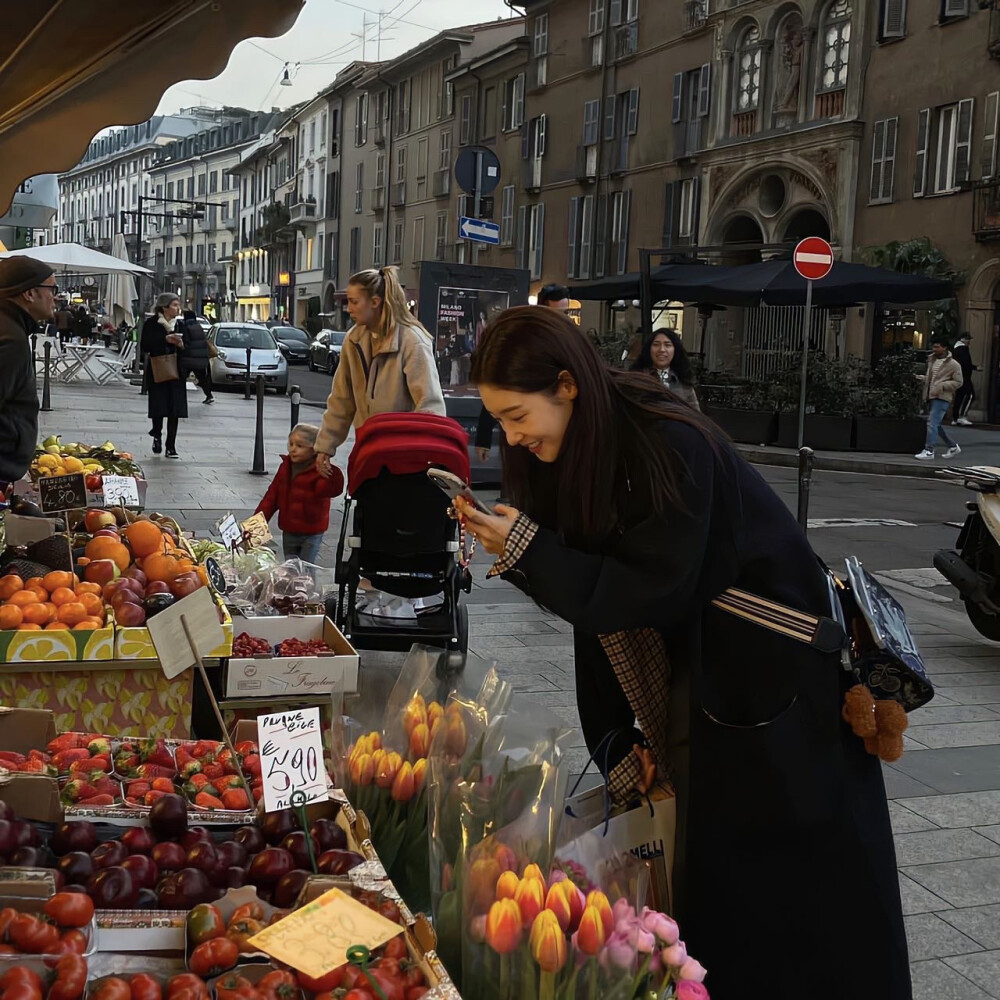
[0,967,43,993]
[49,954,88,1000]
[45,892,95,929]
[188,937,239,978]
[166,990,204,1000]
[0,907,20,939]
[382,936,407,961]
[377,900,402,925]
[165,975,209,1000]
[402,966,424,990]
[90,979,132,1000]
[2,983,43,1000]
[295,967,346,993]
[405,990,429,1000]
[342,991,375,1000]
[256,970,297,1000]
[229,903,264,923]
[355,969,404,1000]
[130,973,163,1000]
[8,914,60,954]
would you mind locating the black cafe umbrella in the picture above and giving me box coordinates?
[570,262,738,303]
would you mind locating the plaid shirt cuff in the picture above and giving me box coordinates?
[607,753,642,807]
[487,514,539,577]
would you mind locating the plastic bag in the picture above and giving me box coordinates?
[230,557,333,616]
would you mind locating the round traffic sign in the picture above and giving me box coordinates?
[793,236,834,281]
[454,146,501,197]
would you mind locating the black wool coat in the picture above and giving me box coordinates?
[502,418,910,1000]
[0,300,39,482]
[179,318,210,373]
[141,316,188,421]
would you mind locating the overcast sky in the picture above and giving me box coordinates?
[155,0,521,115]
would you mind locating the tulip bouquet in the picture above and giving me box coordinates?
[473,863,710,1000]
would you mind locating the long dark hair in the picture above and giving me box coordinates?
[631,329,694,386]
[470,306,719,540]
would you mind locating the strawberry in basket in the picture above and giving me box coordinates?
[61,771,119,805]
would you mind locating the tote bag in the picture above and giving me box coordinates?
[150,353,179,383]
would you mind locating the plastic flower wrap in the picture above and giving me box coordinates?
[333,646,505,912]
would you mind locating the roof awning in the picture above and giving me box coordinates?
[0,0,304,215]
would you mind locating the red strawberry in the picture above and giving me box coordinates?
[143,789,170,805]
[87,737,111,757]
[29,748,52,762]
[175,746,194,766]
[194,792,224,810]
[151,777,175,793]
[187,773,212,790]
[83,794,115,806]
[0,752,26,766]
[179,760,203,779]
[242,754,262,778]
[191,740,218,759]
[47,733,88,753]
[134,763,176,781]
[61,780,97,804]
[126,780,151,798]
[53,748,90,771]
[142,739,174,768]
[201,763,225,781]
[220,788,251,811]
[234,741,257,756]
[22,759,57,776]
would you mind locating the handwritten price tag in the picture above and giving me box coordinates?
[38,473,87,514]
[257,707,329,813]
[216,513,242,550]
[101,475,140,506]
[240,512,273,548]
[248,888,401,978]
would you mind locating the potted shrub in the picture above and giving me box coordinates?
[774,354,858,451]
[701,375,778,445]
[854,349,926,453]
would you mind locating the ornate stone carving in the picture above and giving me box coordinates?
[773,19,805,115]
[801,147,838,186]
[710,164,738,203]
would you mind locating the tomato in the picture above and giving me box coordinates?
[129,973,163,1000]
[90,978,132,1000]
[45,892,95,929]
[186,904,225,947]
[355,968,404,1000]
[229,903,264,923]
[405,990,429,1000]
[49,953,88,1000]
[214,974,253,1000]
[0,967,44,993]
[61,929,89,955]
[0,906,20,939]
[382,936,407,962]
[8,913,60,954]
[342,992,375,1000]
[166,989,204,1000]
[165,974,209,1000]
[377,900,402,925]
[257,970,297,1000]
[225,917,264,954]
[188,937,239,978]
[295,967,346,993]
[2,983,43,1000]
[401,966,424,990]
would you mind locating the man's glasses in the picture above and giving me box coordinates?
[33,284,59,295]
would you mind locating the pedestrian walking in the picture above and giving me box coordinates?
[915,337,963,461]
[313,265,445,479]
[179,309,213,404]
[951,331,977,426]
[255,424,345,565]
[0,257,57,489]
[141,293,187,459]
[74,305,92,344]
[55,301,73,350]
[457,306,910,1000]
[631,329,700,410]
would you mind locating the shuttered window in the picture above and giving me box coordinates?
[870,117,898,203]
[983,92,999,180]
[913,108,930,198]
[881,0,906,39]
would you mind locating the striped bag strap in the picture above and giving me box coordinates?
[711,587,848,654]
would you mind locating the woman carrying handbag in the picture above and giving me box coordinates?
[141,293,188,458]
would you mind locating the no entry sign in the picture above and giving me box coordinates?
[793,236,834,281]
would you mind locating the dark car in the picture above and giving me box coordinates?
[308,329,347,374]
[271,326,311,364]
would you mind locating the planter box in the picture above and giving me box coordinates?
[704,406,778,445]
[776,413,854,451]
[854,416,926,454]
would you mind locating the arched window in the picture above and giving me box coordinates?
[735,26,762,111]
[819,1,851,92]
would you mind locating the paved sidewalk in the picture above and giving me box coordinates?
[35,372,1000,997]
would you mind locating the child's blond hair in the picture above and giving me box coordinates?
[290,423,320,447]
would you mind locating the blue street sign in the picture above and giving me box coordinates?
[458,216,500,245]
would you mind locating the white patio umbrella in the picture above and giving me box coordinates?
[0,242,152,275]
[105,234,138,328]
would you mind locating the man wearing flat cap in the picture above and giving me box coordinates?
[0,256,58,488]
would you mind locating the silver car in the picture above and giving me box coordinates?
[208,323,288,394]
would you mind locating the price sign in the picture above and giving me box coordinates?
[38,473,87,514]
[247,888,401,978]
[216,513,242,549]
[241,512,273,548]
[257,707,329,813]
[101,475,140,506]
[204,557,229,594]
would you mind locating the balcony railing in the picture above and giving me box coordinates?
[613,22,638,61]
[523,158,543,192]
[576,144,598,182]
[392,182,406,207]
[974,178,1000,240]
[371,187,386,211]
[814,89,845,119]
[374,122,386,146]
[673,118,704,160]
[684,0,707,30]
[433,170,451,197]
[289,198,317,224]
[731,110,757,137]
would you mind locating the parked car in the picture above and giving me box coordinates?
[271,326,311,364]
[308,329,347,374]
[207,323,288,394]
[195,316,212,333]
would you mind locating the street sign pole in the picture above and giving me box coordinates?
[797,277,813,452]
[473,151,483,264]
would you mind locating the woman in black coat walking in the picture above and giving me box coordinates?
[141,293,188,458]
[180,310,213,403]
[456,307,910,1000]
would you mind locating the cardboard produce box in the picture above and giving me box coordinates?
[224,616,358,698]
[0,623,115,663]
[115,597,233,660]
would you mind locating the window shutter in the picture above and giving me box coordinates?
[514,74,525,128]
[882,117,898,200]
[870,119,886,201]
[661,182,676,249]
[913,108,930,197]
[617,190,631,275]
[537,114,547,157]
[690,176,701,244]
[580,196,594,280]
[521,122,530,160]
[943,0,968,15]
[610,0,622,27]
[955,98,974,184]
[500,83,508,132]
[627,88,640,135]
[533,203,546,279]
[672,74,684,124]
[983,92,999,179]
[698,64,711,117]
[568,198,580,278]
[604,95,617,140]
[595,194,608,278]
[517,205,527,269]
[882,0,906,38]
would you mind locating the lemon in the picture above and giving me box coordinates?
[62,457,84,473]
[36,455,58,469]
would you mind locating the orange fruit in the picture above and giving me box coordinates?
[24,577,46,591]
[78,593,103,617]
[76,617,104,630]
[41,602,58,623]
[45,622,71,631]
[56,603,88,626]
[75,582,102,597]
[0,576,23,601]
[22,604,51,626]
[8,591,39,608]
[125,521,166,559]
[42,571,75,593]
[17,623,41,630]
[0,606,23,630]
[144,553,180,584]
[76,557,91,568]
[49,587,77,607]
[26,585,48,602]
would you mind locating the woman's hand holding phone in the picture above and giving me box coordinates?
[454,496,520,555]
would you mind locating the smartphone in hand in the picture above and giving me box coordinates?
[426,468,494,515]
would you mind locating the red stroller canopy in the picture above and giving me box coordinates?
[347,412,471,494]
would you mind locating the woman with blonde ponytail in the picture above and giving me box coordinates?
[314,266,446,478]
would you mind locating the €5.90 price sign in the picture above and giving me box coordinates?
[257,707,329,813]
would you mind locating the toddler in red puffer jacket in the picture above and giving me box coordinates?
[255,423,345,565]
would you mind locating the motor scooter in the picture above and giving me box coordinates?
[934,466,1000,640]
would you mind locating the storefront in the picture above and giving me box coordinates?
[237,295,270,323]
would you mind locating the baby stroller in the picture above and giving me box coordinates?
[331,412,473,654]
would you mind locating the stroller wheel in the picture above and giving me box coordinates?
[454,601,469,656]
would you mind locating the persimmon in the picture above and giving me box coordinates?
[21,604,51,626]
[74,582,102,597]
[42,571,76,592]
[8,591,39,608]
[144,553,180,584]
[56,603,89,626]
[49,587,77,607]
[0,606,23,630]
[78,593,103,617]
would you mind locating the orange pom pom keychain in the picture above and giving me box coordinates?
[842,683,907,762]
